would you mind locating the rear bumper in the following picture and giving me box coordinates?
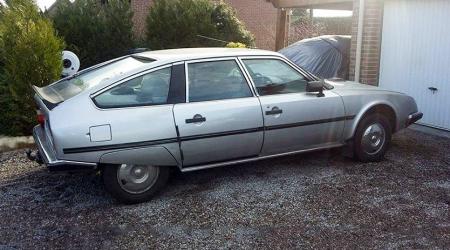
[31,125,97,171]
[406,112,423,127]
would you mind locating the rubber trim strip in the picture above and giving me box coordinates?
[63,138,179,154]
[265,115,355,131]
[181,127,264,142]
[63,128,264,154]
[63,115,355,154]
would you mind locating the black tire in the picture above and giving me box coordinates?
[102,164,170,204]
[353,114,392,162]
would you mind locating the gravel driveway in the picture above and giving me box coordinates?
[1,129,449,249]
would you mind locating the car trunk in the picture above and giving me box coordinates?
[32,85,63,111]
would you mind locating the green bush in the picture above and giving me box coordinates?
[316,16,352,35]
[146,0,254,49]
[226,42,246,48]
[0,0,64,136]
[289,9,352,44]
[51,0,134,68]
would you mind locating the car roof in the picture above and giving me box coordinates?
[134,48,281,62]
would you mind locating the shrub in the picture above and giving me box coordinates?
[288,9,352,44]
[316,16,352,35]
[146,0,254,49]
[288,9,325,44]
[226,42,246,48]
[0,0,64,136]
[51,0,134,68]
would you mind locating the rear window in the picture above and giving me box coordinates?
[37,56,155,104]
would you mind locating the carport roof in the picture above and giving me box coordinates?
[270,0,353,10]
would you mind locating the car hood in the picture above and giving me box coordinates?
[325,79,405,94]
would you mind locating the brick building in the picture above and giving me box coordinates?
[131,0,279,50]
[270,0,381,85]
[347,0,382,85]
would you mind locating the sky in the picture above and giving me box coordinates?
[0,0,51,10]
[36,0,55,10]
[35,0,55,10]
[0,0,56,10]
[314,9,352,17]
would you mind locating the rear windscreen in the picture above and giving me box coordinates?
[37,56,155,104]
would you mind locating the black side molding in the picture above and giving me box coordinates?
[63,138,179,154]
[63,115,356,154]
[265,115,355,131]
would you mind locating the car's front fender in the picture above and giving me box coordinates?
[339,91,418,141]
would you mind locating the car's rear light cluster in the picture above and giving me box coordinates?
[37,109,45,126]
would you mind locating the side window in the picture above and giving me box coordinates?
[242,59,308,96]
[94,67,171,108]
[187,60,253,102]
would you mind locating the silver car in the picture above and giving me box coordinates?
[27,48,423,203]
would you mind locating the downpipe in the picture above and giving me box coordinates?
[355,0,365,83]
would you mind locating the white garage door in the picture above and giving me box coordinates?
[379,0,450,131]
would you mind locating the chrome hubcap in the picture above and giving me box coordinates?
[361,123,386,155]
[117,164,159,194]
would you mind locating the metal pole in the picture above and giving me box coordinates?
[355,0,365,83]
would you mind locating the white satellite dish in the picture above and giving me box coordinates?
[61,50,80,77]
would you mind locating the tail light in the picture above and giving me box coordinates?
[37,109,45,125]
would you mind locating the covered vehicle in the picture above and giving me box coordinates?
[279,35,351,79]
[27,48,422,204]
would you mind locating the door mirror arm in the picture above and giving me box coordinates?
[306,80,325,97]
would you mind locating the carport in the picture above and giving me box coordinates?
[270,0,375,84]
[270,0,353,50]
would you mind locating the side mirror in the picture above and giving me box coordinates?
[306,80,325,97]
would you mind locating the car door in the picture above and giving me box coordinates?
[173,58,264,167]
[240,57,346,155]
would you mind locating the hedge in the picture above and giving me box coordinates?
[0,0,64,136]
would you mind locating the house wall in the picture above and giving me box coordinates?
[131,0,155,39]
[348,0,383,85]
[131,0,278,50]
[221,0,279,50]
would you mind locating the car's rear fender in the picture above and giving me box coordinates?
[99,146,179,167]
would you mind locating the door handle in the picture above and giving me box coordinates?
[185,114,206,124]
[265,107,283,115]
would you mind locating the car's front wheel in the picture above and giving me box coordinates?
[102,164,170,204]
[353,114,392,162]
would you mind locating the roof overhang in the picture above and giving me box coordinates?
[270,0,353,10]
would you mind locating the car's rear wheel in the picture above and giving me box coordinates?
[353,114,392,162]
[102,164,169,204]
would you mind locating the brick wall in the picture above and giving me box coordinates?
[131,0,154,39]
[349,0,384,86]
[222,0,278,50]
[130,0,278,50]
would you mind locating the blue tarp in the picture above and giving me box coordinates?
[279,35,351,79]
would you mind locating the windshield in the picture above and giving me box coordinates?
[38,56,155,103]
